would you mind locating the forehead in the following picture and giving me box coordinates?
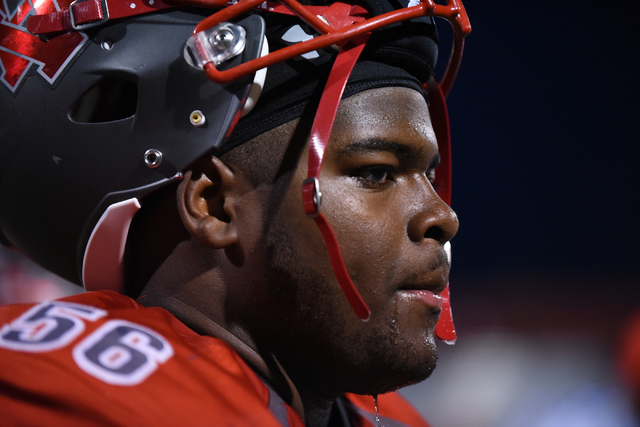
[331,86,436,151]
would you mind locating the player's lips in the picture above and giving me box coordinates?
[397,279,446,295]
[397,289,444,311]
[396,279,446,311]
[396,262,448,311]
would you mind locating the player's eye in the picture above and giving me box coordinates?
[425,169,436,185]
[356,166,395,186]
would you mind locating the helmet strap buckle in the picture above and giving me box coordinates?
[69,0,110,31]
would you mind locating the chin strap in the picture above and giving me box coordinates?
[302,33,372,321]
[26,0,173,34]
[426,76,456,343]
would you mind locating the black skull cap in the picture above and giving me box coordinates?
[222,0,438,151]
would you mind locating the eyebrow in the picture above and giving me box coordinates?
[339,138,440,168]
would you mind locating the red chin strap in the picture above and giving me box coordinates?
[426,77,456,343]
[302,33,373,321]
[300,19,456,341]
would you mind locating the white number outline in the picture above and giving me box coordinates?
[72,320,174,386]
[0,302,106,352]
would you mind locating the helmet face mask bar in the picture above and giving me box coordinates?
[2,0,470,342]
[191,0,470,95]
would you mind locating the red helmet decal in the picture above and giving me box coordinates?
[0,0,87,93]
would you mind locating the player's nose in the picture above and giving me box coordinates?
[406,177,459,245]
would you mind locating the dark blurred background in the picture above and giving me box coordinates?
[448,0,640,356]
[440,0,640,349]
[403,1,640,425]
[450,0,640,282]
[1,1,639,425]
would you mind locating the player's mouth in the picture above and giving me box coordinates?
[395,258,448,311]
[396,287,445,311]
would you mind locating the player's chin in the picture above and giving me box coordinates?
[348,339,439,396]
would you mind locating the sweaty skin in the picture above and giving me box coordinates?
[138,87,458,427]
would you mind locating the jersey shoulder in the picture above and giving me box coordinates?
[0,291,301,426]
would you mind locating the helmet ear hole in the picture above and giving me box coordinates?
[70,77,138,123]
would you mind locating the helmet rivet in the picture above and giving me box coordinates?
[101,40,113,50]
[211,28,235,50]
[190,110,206,127]
[144,149,163,168]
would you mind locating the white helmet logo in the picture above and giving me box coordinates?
[281,25,319,59]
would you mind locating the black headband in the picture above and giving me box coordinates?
[222,0,438,152]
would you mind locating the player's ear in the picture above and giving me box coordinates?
[177,156,239,248]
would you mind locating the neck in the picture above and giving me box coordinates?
[136,242,340,426]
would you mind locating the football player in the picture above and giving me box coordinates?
[0,0,470,424]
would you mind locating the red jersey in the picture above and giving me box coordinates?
[0,291,429,426]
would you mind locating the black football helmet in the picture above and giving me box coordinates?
[0,0,470,341]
